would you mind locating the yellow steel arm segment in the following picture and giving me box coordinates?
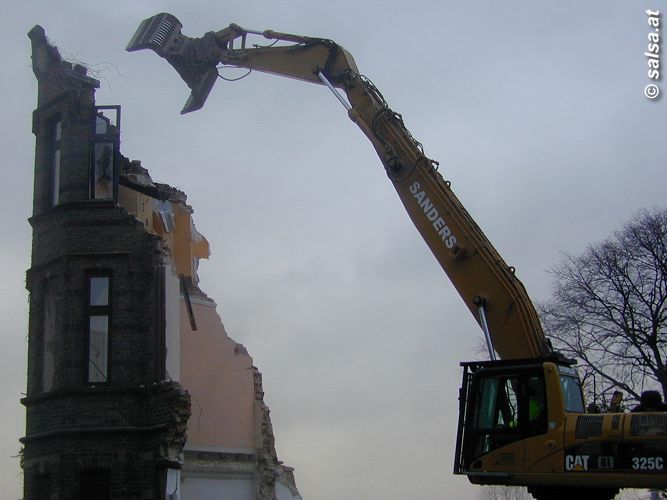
[127,13,550,359]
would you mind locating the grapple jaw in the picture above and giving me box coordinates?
[126,13,183,54]
[127,13,219,114]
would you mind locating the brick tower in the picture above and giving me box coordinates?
[22,26,190,500]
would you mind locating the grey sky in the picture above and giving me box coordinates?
[2,1,665,499]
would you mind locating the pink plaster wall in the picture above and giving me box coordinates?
[180,299,256,450]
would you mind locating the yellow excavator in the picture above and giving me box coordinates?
[127,14,667,499]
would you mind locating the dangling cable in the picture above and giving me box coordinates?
[217,66,253,82]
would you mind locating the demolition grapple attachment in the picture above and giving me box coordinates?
[127,13,219,114]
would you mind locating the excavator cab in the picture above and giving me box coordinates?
[454,359,577,480]
[455,360,667,499]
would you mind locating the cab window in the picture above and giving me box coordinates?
[559,374,585,412]
[471,375,521,456]
[476,376,519,430]
[465,371,548,460]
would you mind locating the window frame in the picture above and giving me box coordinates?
[85,272,112,384]
[48,116,62,207]
[90,105,120,202]
[559,374,586,413]
[465,368,548,460]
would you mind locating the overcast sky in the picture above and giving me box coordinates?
[1,2,665,499]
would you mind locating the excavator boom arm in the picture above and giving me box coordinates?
[127,13,550,359]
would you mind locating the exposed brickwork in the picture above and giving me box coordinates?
[29,26,99,215]
[26,208,167,392]
[254,368,282,500]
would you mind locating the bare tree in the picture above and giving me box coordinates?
[539,209,667,406]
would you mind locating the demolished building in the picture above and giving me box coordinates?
[22,25,300,500]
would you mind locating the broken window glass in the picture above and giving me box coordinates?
[91,106,120,201]
[93,142,114,200]
[95,113,110,135]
